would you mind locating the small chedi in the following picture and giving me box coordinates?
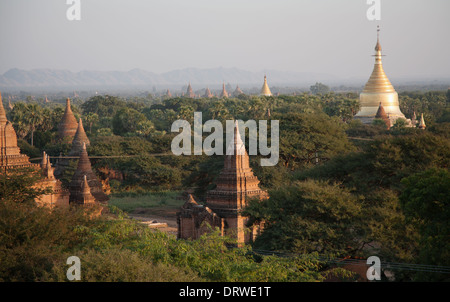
[177,121,268,246]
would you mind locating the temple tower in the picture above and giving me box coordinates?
[260,75,272,96]
[57,98,78,142]
[354,27,408,125]
[177,121,268,245]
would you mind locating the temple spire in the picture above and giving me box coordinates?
[363,27,395,93]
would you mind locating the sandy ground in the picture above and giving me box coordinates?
[128,207,178,235]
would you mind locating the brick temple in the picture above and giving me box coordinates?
[177,121,268,245]
[0,92,69,207]
[1,91,108,208]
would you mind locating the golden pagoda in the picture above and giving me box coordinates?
[260,75,272,96]
[354,27,409,125]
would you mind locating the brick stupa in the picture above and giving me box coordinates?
[54,118,90,179]
[177,121,268,245]
[0,91,69,207]
[57,98,78,142]
[68,142,109,204]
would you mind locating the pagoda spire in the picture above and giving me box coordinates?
[363,26,395,93]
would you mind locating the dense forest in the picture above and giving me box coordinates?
[1,88,449,281]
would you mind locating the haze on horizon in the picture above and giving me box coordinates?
[1,0,449,82]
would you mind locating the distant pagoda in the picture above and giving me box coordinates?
[57,98,78,142]
[185,82,196,98]
[233,85,244,97]
[203,87,214,98]
[178,121,268,245]
[220,83,229,98]
[260,75,272,96]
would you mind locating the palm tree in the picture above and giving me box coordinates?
[23,104,44,146]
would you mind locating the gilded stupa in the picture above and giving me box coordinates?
[260,75,272,96]
[354,27,409,125]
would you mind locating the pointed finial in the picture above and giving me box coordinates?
[375,25,382,52]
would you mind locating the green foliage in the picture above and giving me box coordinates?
[244,180,365,256]
[399,168,450,281]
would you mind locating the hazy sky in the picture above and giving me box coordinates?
[1,0,449,80]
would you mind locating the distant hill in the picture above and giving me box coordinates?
[0,67,338,90]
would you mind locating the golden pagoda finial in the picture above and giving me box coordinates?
[375,25,382,52]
